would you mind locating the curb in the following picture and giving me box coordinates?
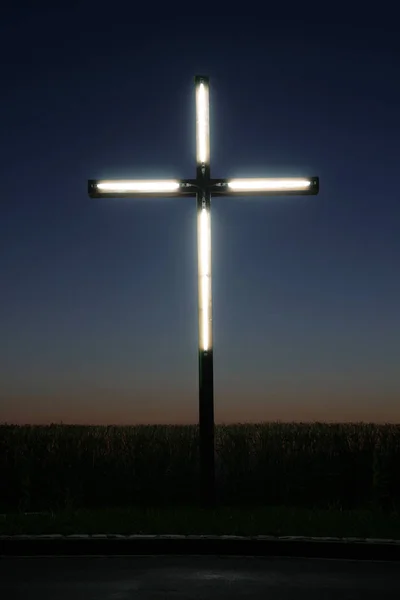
[1,534,400,559]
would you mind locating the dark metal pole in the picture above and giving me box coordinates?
[196,75,215,507]
[196,186,215,508]
[198,345,215,507]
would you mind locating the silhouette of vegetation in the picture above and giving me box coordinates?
[1,422,399,513]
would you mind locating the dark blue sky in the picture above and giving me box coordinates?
[1,8,399,424]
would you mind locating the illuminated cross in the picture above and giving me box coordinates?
[88,76,319,508]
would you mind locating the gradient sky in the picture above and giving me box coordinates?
[1,8,399,425]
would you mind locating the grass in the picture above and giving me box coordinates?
[1,421,400,525]
[1,505,400,539]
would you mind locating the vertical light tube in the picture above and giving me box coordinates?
[197,199,212,352]
[195,78,210,170]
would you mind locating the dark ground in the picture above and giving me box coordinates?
[1,555,400,599]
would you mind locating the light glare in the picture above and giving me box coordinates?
[97,180,180,193]
[196,82,210,165]
[228,178,312,191]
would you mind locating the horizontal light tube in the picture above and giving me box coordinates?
[228,178,312,192]
[96,180,180,193]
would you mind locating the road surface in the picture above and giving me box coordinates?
[1,555,399,598]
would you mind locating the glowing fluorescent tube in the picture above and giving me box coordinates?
[96,180,180,193]
[196,80,210,166]
[228,178,312,192]
[197,206,212,351]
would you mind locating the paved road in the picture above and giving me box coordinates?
[1,555,400,599]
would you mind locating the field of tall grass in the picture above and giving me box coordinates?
[1,422,399,513]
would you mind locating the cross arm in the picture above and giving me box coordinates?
[88,179,200,199]
[207,176,319,196]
